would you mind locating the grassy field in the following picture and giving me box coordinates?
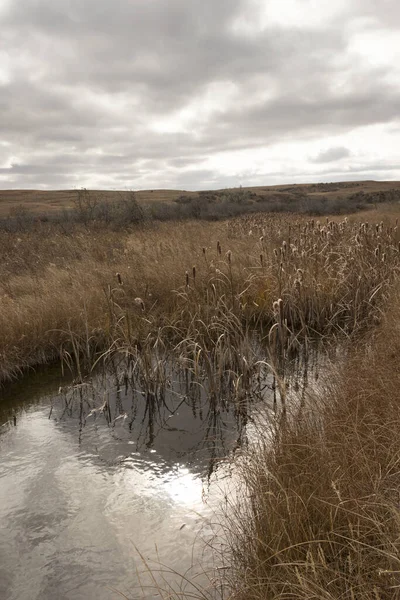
[1,179,400,220]
[1,190,400,599]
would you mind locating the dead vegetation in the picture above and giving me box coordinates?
[1,180,400,224]
[223,287,400,599]
[0,210,399,386]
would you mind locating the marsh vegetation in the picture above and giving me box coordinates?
[1,195,400,599]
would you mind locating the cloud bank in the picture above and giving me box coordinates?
[0,0,399,189]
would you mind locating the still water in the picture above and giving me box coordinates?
[0,365,252,600]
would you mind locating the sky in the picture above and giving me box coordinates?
[0,0,400,190]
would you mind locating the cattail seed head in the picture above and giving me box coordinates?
[116,272,123,285]
[217,241,222,255]
[278,298,284,321]
[202,246,206,255]
[185,271,189,287]
[192,265,196,280]
[260,253,264,266]
[227,250,232,264]
[134,297,145,311]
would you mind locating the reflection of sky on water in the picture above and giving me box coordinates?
[0,348,323,599]
[0,370,240,600]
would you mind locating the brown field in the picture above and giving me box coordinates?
[1,179,400,217]
[0,188,196,217]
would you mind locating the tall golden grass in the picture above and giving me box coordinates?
[223,287,400,599]
[0,212,399,382]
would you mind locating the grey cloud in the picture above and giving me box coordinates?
[0,0,400,189]
[312,147,351,163]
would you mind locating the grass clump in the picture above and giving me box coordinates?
[223,293,400,599]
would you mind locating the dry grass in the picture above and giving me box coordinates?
[1,180,400,218]
[223,290,400,600]
[0,188,195,217]
[0,211,399,383]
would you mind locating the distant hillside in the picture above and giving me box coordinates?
[1,180,400,219]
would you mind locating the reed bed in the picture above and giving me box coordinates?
[0,212,399,383]
[222,287,400,600]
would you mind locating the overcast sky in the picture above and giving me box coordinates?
[0,0,400,190]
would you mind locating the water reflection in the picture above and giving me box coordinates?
[0,348,323,600]
[0,363,246,600]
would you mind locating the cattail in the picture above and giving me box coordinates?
[185,270,189,287]
[278,298,284,322]
[192,265,196,280]
[134,297,145,311]
[217,240,222,255]
[260,253,264,266]
[116,272,123,285]
[202,246,206,255]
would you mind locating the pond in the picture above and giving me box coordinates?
[0,351,319,600]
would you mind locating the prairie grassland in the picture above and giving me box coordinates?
[224,289,400,600]
[0,211,399,383]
